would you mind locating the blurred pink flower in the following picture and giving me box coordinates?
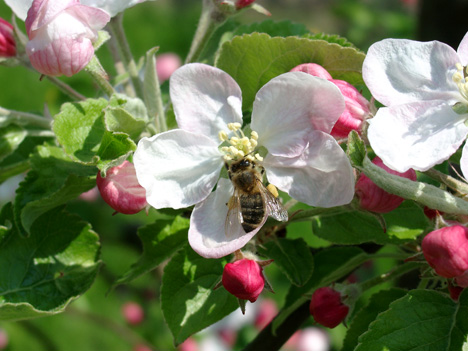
[25,0,110,76]
[254,299,278,329]
[96,160,148,215]
[156,52,181,83]
[178,337,198,351]
[122,301,145,325]
[355,156,417,213]
[0,18,16,57]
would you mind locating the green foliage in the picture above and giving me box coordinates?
[0,125,27,162]
[0,203,100,321]
[258,238,313,287]
[216,33,365,110]
[311,201,430,245]
[161,246,237,345]
[355,289,468,351]
[113,216,189,288]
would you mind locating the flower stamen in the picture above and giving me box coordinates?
[453,63,468,102]
[219,125,262,162]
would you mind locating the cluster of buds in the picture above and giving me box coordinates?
[290,63,371,139]
[309,287,349,328]
[422,224,468,290]
[355,156,417,213]
[96,160,148,215]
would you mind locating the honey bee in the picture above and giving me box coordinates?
[225,157,288,236]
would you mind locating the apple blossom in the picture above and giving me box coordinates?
[156,52,182,83]
[422,225,468,286]
[121,301,145,325]
[355,156,417,213]
[222,259,265,302]
[0,18,16,57]
[5,0,151,20]
[96,161,148,214]
[133,63,355,258]
[291,63,370,138]
[309,287,349,328]
[363,32,468,177]
[25,0,110,77]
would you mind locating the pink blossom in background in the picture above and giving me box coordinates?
[96,160,148,215]
[178,337,198,351]
[0,18,16,57]
[156,52,182,83]
[355,156,417,213]
[0,329,8,350]
[121,301,145,325]
[254,299,278,329]
[25,0,110,76]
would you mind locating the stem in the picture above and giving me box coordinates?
[107,33,135,97]
[84,56,116,97]
[424,168,468,196]
[358,261,422,291]
[185,0,227,64]
[45,76,86,101]
[0,107,51,129]
[108,14,144,99]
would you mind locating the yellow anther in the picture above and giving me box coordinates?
[453,72,463,83]
[228,122,242,131]
[250,139,258,148]
[250,131,258,140]
[241,137,250,145]
[238,150,245,157]
[229,137,240,145]
[456,63,464,71]
[219,130,228,142]
[255,154,263,162]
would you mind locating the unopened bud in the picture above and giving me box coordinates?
[122,302,145,326]
[96,161,148,215]
[309,287,349,328]
[355,156,417,213]
[422,225,468,281]
[0,18,16,57]
[236,0,256,9]
[290,63,333,79]
[222,259,265,302]
[156,52,181,83]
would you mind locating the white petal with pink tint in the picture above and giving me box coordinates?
[189,179,262,259]
[170,63,243,143]
[264,131,355,207]
[251,72,344,157]
[133,130,224,209]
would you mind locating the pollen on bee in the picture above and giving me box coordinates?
[267,184,279,198]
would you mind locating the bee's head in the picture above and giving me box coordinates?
[229,158,254,173]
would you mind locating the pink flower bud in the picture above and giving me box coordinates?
[254,299,278,330]
[96,161,148,215]
[355,156,417,213]
[25,0,110,76]
[0,329,8,350]
[309,287,349,328]
[222,259,265,302]
[0,18,16,57]
[422,225,468,279]
[236,0,256,9]
[156,53,182,83]
[290,63,333,80]
[121,301,145,325]
[289,63,370,138]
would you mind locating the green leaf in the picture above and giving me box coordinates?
[347,130,366,167]
[304,32,359,48]
[14,145,96,235]
[215,33,365,110]
[0,203,101,321]
[232,19,309,37]
[258,238,313,286]
[103,107,146,141]
[95,131,136,173]
[113,216,189,288]
[356,289,468,351]
[311,201,430,245]
[342,288,407,351]
[161,247,237,345]
[273,247,368,334]
[0,125,27,162]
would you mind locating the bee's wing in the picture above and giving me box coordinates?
[262,184,288,222]
[225,188,244,238]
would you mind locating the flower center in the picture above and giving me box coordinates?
[218,123,263,162]
[452,63,468,102]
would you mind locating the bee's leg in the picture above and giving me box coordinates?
[225,162,232,180]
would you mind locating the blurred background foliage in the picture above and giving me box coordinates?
[0,0,445,350]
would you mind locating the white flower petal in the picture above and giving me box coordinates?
[363,39,461,106]
[460,142,468,180]
[251,72,344,157]
[5,0,32,21]
[133,129,224,209]
[188,178,261,258]
[81,0,151,17]
[264,131,355,207]
[457,31,468,64]
[368,101,468,172]
[170,63,243,143]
